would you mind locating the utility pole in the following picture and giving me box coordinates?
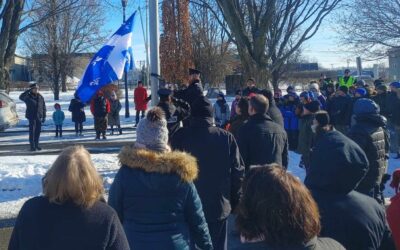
[149,0,159,106]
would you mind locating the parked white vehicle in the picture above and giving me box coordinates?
[0,90,18,131]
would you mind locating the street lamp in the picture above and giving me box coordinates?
[122,0,130,118]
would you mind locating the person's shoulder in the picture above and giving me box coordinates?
[20,196,50,214]
[316,237,345,250]
[91,200,118,216]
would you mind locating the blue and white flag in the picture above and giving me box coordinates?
[76,12,136,103]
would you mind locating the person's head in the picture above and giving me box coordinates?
[286,85,295,94]
[248,94,269,116]
[327,83,335,93]
[138,80,143,87]
[376,84,388,94]
[337,86,348,96]
[189,68,201,82]
[303,100,320,115]
[354,88,367,98]
[30,83,39,95]
[390,82,400,92]
[42,146,104,208]
[158,88,172,103]
[136,107,169,152]
[54,103,61,110]
[235,90,242,100]
[312,111,332,134]
[309,83,320,93]
[236,97,249,117]
[353,98,380,116]
[260,89,274,105]
[344,69,350,77]
[236,165,321,247]
[246,78,256,87]
[355,79,366,88]
[191,96,214,119]
[299,91,311,104]
[110,91,117,100]
[217,92,225,101]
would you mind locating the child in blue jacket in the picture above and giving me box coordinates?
[53,103,65,137]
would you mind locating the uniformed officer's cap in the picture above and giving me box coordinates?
[189,68,201,75]
[29,83,38,89]
[157,88,172,97]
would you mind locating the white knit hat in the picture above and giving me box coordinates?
[135,107,169,152]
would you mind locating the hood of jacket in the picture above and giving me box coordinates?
[118,145,198,182]
[354,113,387,127]
[305,130,369,194]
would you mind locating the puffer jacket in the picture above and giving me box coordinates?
[52,110,65,126]
[305,130,395,250]
[108,146,213,250]
[19,90,46,120]
[348,114,388,195]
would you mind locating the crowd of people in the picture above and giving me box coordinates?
[11,68,400,250]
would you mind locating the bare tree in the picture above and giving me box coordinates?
[192,0,341,90]
[190,2,236,86]
[23,0,106,100]
[338,0,400,58]
[0,0,80,92]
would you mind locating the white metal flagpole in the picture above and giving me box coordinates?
[149,0,159,106]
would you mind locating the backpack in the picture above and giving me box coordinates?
[94,96,107,117]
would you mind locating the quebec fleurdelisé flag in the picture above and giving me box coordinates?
[76,12,136,103]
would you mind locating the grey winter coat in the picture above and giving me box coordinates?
[108,99,122,126]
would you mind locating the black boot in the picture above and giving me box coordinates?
[102,132,107,140]
[95,131,100,140]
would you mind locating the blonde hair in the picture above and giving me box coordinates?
[42,146,104,208]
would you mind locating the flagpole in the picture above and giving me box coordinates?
[122,0,130,118]
[149,0,159,107]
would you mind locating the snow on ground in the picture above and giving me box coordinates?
[1,151,400,220]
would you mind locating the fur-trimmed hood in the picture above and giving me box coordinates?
[118,145,198,182]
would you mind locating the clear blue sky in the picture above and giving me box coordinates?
[24,0,385,70]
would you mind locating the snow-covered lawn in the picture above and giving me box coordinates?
[1,151,399,220]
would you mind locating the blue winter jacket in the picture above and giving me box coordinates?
[52,110,65,126]
[109,146,213,250]
[280,104,299,131]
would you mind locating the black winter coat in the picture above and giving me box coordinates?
[174,81,203,107]
[19,90,46,120]
[69,98,86,123]
[108,146,212,250]
[231,237,344,250]
[305,130,395,250]
[171,117,245,222]
[229,114,248,140]
[373,92,391,118]
[237,113,289,170]
[388,92,400,126]
[267,101,284,127]
[326,95,352,126]
[157,98,190,139]
[9,196,129,250]
[348,114,388,194]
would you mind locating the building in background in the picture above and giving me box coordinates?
[10,55,32,88]
[389,49,400,81]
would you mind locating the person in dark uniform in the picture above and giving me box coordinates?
[174,68,204,107]
[19,83,46,151]
[157,88,191,140]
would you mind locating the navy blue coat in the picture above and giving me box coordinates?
[305,130,395,250]
[9,197,129,250]
[108,146,213,250]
